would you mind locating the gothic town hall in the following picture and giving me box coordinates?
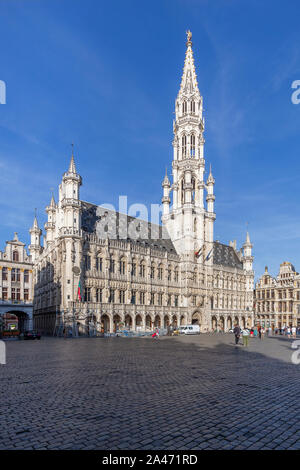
[31,32,254,335]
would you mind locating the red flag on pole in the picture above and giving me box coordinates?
[77,280,82,302]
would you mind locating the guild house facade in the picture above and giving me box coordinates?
[0,233,34,332]
[255,262,300,328]
[31,32,254,335]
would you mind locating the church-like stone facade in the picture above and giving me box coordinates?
[31,33,254,335]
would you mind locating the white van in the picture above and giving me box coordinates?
[179,324,200,335]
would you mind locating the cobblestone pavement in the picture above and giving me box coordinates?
[0,334,299,450]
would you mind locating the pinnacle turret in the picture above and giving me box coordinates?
[207,164,215,185]
[31,215,39,231]
[162,168,170,187]
[68,154,76,174]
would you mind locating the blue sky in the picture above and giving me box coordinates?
[1,0,300,280]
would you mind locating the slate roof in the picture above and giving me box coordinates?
[81,201,177,254]
[213,241,243,269]
[81,201,244,267]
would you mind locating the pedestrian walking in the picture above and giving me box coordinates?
[233,324,241,345]
[268,326,272,337]
[258,326,262,340]
[242,328,250,347]
[292,326,297,339]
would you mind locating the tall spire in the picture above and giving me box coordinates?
[50,193,56,208]
[178,30,200,98]
[31,208,39,230]
[68,143,77,174]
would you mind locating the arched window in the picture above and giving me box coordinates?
[13,250,19,262]
[190,134,195,157]
[191,101,195,114]
[182,134,187,158]
[182,101,187,114]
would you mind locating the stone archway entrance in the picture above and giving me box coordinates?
[227,316,232,330]
[4,310,30,333]
[164,315,170,328]
[192,312,201,325]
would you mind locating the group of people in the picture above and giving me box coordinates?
[233,324,298,346]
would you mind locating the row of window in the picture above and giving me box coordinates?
[1,288,30,301]
[181,134,196,157]
[256,289,296,300]
[1,268,30,283]
[84,256,180,282]
[257,301,294,313]
[83,287,179,307]
[182,100,196,115]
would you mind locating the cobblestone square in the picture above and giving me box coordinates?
[0,334,299,450]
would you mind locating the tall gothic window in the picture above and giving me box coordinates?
[191,101,195,114]
[190,134,195,157]
[109,259,115,273]
[182,134,187,158]
[84,255,91,271]
[191,178,195,202]
[119,259,126,275]
[182,101,187,114]
[96,257,103,272]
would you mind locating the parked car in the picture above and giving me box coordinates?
[24,330,41,340]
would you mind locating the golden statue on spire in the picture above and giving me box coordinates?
[186,29,192,45]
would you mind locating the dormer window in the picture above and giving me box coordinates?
[13,250,19,262]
